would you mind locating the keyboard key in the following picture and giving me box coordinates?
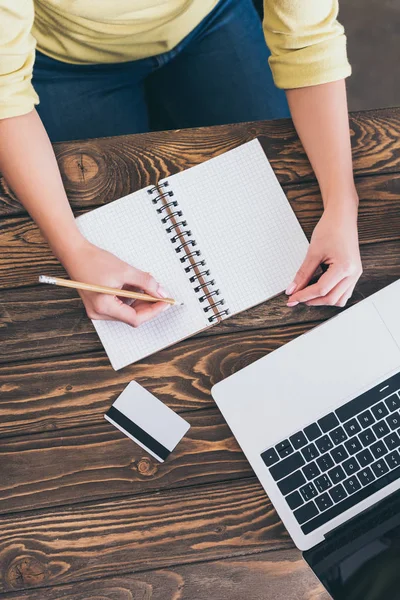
[277,470,306,496]
[302,462,321,481]
[261,447,279,467]
[269,451,305,481]
[385,393,400,412]
[328,465,346,484]
[387,412,400,431]
[384,431,400,450]
[294,500,319,525]
[345,437,363,455]
[286,490,303,510]
[372,421,390,439]
[371,440,388,459]
[300,482,318,502]
[356,448,374,467]
[289,431,308,450]
[331,445,349,464]
[358,410,375,428]
[317,453,335,472]
[315,492,333,512]
[343,418,361,437]
[386,451,400,469]
[330,426,347,445]
[301,463,400,534]
[358,467,375,486]
[275,439,293,458]
[315,435,333,454]
[371,402,389,420]
[343,475,362,495]
[304,423,322,442]
[318,413,340,433]
[314,474,332,493]
[371,459,389,478]
[359,429,377,447]
[343,457,360,476]
[329,483,347,503]
[337,393,379,423]
[301,443,319,462]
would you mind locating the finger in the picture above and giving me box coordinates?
[86,306,124,322]
[109,296,169,327]
[89,295,139,327]
[133,299,171,325]
[336,282,357,308]
[86,292,170,326]
[286,249,321,296]
[288,264,347,306]
[305,277,352,307]
[125,268,161,297]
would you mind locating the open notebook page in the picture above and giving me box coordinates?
[76,189,209,370]
[163,139,309,317]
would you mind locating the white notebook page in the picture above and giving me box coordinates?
[76,189,209,370]
[164,139,309,316]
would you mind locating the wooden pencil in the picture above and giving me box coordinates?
[38,275,179,305]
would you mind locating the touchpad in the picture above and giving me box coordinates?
[372,279,400,350]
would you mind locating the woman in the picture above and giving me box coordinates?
[0,0,362,328]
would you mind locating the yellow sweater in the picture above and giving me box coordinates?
[0,0,351,120]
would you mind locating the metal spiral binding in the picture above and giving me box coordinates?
[189,270,210,283]
[199,289,220,302]
[184,260,206,273]
[180,250,201,262]
[171,231,192,244]
[150,191,174,205]
[166,221,187,233]
[194,280,215,292]
[204,299,225,312]
[157,200,178,213]
[148,181,230,323]
[208,310,230,322]
[175,239,197,253]
[147,182,169,195]
[162,211,183,224]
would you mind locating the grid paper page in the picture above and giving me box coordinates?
[163,139,309,317]
[76,189,209,370]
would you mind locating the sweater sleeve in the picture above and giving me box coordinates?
[263,0,351,90]
[0,0,39,119]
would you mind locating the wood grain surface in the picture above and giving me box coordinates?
[0,323,321,438]
[0,409,251,514]
[0,479,292,593]
[1,172,399,292]
[1,108,399,600]
[1,238,399,365]
[0,549,328,600]
[0,108,399,217]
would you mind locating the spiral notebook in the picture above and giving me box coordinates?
[76,139,309,370]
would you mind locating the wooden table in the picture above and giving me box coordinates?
[0,108,399,599]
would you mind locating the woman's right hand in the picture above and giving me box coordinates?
[62,238,170,327]
[0,111,168,329]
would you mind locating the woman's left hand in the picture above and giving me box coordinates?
[286,199,362,308]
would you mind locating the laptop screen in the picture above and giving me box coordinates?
[304,491,400,600]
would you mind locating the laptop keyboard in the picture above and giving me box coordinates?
[261,371,400,535]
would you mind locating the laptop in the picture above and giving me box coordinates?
[212,278,400,600]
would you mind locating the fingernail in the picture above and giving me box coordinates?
[285,282,297,295]
[287,301,299,307]
[157,285,169,298]
[161,302,171,311]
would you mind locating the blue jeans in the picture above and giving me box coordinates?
[32,0,289,142]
